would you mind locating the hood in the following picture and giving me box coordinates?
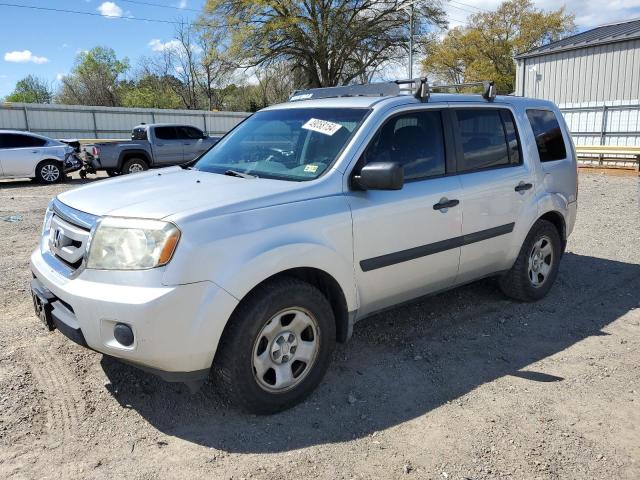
[57,167,303,220]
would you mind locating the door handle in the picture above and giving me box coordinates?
[184,143,192,146]
[515,182,533,192]
[156,143,164,146]
[433,198,460,210]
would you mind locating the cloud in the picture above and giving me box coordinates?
[177,0,188,8]
[97,1,123,18]
[4,50,49,64]
[443,0,640,29]
[148,38,182,52]
[56,73,65,81]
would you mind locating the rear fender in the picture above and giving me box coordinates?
[117,149,151,169]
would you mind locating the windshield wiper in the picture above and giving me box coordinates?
[224,169,257,179]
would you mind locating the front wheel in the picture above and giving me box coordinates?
[213,277,336,414]
[499,219,562,302]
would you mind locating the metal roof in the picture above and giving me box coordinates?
[515,18,640,59]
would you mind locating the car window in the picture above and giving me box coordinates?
[131,127,148,140]
[526,109,567,162]
[177,126,204,140]
[500,110,522,165]
[454,109,512,172]
[363,110,446,180]
[195,108,368,181]
[0,133,47,149]
[154,126,178,140]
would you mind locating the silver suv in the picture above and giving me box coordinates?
[30,80,578,414]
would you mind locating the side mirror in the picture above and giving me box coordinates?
[354,162,404,190]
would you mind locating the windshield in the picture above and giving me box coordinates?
[194,107,368,181]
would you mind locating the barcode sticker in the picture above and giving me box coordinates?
[302,118,343,136]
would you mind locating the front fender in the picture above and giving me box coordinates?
[215,242,358,312]
[162,196,358,312]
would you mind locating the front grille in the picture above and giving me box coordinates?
[48,215,90,269]
[45,199,98,276]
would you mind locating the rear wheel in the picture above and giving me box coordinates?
[121,158,148,174]
[35,161,62,184]
[499,219,562,301]
[213,277,336,414]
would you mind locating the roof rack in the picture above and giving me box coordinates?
[289,78,496,103]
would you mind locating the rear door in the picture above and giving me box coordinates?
[452,106,535,284]
[177,126,207,160]
[0,133,46,177]
[152,126,183,165]
[347,108,463,316]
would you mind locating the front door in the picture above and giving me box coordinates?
[347,109,463,317]
[152,126,184,165]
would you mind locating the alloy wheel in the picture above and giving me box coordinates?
[41,164,60,183]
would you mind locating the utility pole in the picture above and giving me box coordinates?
[408,2,414,79]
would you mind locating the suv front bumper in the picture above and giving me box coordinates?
[30,247,239,384]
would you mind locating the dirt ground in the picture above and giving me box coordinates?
[0,171,638,480]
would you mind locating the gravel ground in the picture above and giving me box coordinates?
[0,171,638,480]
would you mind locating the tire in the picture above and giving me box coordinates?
[35,160,63,184]
[106,169,120,177]
[213,276,336,414]
[499,219,562,302]
[121,158,148,174]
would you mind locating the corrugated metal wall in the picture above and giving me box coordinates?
[515,39,640,147]
[0,103,251,139]
[515,39,640,103]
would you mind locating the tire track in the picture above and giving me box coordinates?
[25,343,86,455]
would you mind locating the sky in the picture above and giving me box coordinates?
[1,0,640,98]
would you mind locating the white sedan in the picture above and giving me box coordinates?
[0,130,82,184]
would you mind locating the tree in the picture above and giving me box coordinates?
[254,61,297,107]
[57,47,129,106]
[146,20,234,110]
[120,72,184,109]
[5,75,53,103]
[422,0,574,93]
[201,0,446,88]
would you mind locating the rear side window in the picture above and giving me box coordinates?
[454,109,521,172]
[177,126,204,139]
[131,127,147,140]
[0,133,47,148]
[526,109,567,162]
[154,126,178,140]
[363,110,446,180]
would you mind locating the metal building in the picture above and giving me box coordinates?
[515,18,640,147]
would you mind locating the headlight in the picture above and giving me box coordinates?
[42,200,54,235]
[86,217,181,270]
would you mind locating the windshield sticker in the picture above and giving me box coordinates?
[302,118,343,136]
[304,164,319,173]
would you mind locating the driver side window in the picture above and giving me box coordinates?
[363,110,446,180]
